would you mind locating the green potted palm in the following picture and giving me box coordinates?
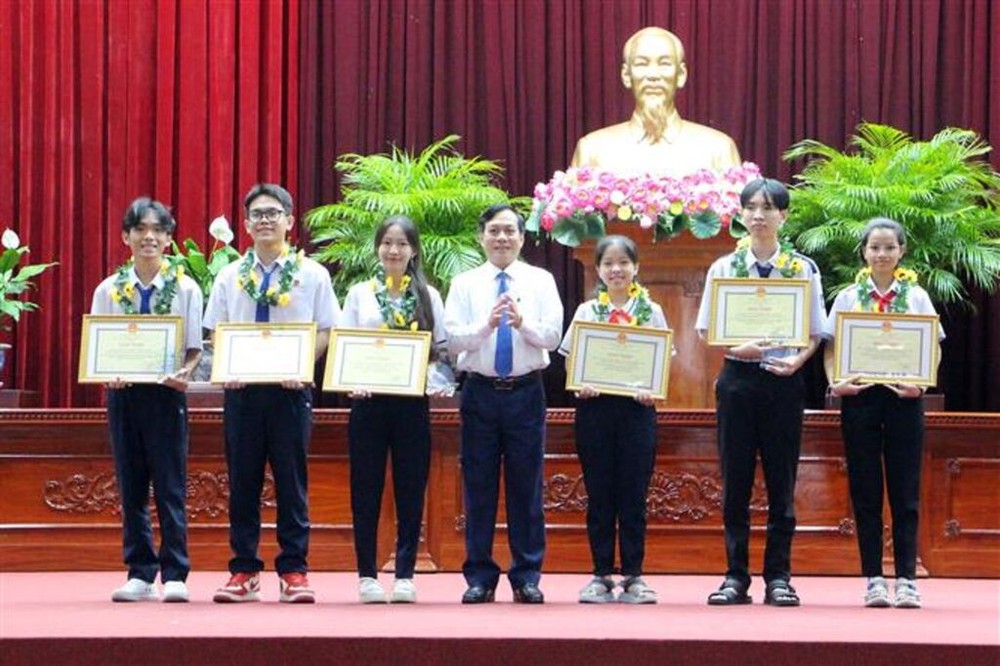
[782,122,1000,306]
[305,134,530,298]
[0,228,57,387]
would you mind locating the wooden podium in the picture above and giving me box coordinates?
[573,223,732,409]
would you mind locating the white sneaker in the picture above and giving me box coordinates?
[359,577,387,604]
[162,580,190,603]
[111,578,159,602]
[391,578,417,603]
[864,576,891,608]
[894,578,922,609]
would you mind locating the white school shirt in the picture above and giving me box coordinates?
[823,278,945,341]
[341,279,448,345]
[91,266,204,352]
[695,248,825,361]
[558,297,669,356]
[203,251,340,330]
[445,260,564,377]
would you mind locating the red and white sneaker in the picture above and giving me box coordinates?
[213,572,261,603]
[279,572,316,604]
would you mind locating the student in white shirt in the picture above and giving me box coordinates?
[340,216,447,604]
[204,183,339,604]
[92,197,202,603]
[695,178,824,607]
[559,234,668,605]
[444,204,563,604]
[823,217,943,609]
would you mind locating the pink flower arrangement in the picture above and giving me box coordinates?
[526,163,762,246]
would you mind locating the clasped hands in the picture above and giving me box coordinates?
[489,293,522,329]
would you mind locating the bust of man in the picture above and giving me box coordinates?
[570,27,741,177]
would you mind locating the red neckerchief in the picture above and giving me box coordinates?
[872,289,896,312]
[608,308,632,325]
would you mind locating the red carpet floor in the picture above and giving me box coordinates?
[1,572,997,665]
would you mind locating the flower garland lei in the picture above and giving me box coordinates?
[854,266,918,313]
[371,267,419,330]
[110,259,183,315]
[235,246,302,308]
[592,281,653,326]
[731,236,803,278]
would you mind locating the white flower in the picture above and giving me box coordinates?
[1,228,20,250]
[639,215,654,229]
[208,215,234,245]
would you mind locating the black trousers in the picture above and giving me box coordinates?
[575,396,657,577]
[223,386,313,575]
[459,373,546,590]
[715,359,804,588]
[107,385,189,583]
[348,395,431,579]
[841,386,924,579]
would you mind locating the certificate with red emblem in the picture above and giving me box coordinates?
[833,312,940,386]
[565,321,673,400]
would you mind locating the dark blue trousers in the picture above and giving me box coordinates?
[715,359,804,589]
[223,385,312,575]
[460,373,546,590]
[575,396,657,577]
[348,395,431,579]
[841,386,924,579]
[107,384,189,583]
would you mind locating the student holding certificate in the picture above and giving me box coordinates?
[695,178,824,607]
[823,217,943,609]
[204,184,339,604]
[559,235,668,604]
[90,197,203,602]
[340,216,447,604]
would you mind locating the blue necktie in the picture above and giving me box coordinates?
[137,285,154,314]
[494,271,513,378]
[756,262,773,278]
[255,266,277,323]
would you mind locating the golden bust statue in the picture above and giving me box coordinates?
[570,27,741,177]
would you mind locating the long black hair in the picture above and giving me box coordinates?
[374,215,435,333]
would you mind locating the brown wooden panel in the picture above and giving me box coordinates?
[0,408,996,577]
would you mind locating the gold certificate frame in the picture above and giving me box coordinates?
[323,328,432,396]
[78,315,183,383]
[211,322,317,384]
[565,321,673,400]
[833,312,940,386]
[707,278,811,347]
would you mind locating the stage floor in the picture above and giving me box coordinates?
[1,572,998,665]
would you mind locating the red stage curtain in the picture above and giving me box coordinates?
[0,0,299,406]
[298,0,999,411]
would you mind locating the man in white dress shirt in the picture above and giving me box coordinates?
[444,204,564,604]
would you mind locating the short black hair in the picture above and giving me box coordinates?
[740,178,790,211]
[594,234,639,266]
[122,197,176,234]
[244,183,294,214]
[478,204,525,233]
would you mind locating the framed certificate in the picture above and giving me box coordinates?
[323,328,432,396]
[565,321,673,400]
[707,278,811,347]
[79,315,183,383]
[210,323,317,384]
[832,312,940,386]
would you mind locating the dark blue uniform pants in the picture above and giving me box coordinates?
[348,395,431,579]
[715,359,804,589]
[460,373,546,590]
[223,385,312,575]
[107,384,189,583]
[841,386,924,579]
[575,395,657,577]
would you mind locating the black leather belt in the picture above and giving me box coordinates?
[467,371,542,391]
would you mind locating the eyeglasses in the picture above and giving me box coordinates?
[248,208,285,223]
